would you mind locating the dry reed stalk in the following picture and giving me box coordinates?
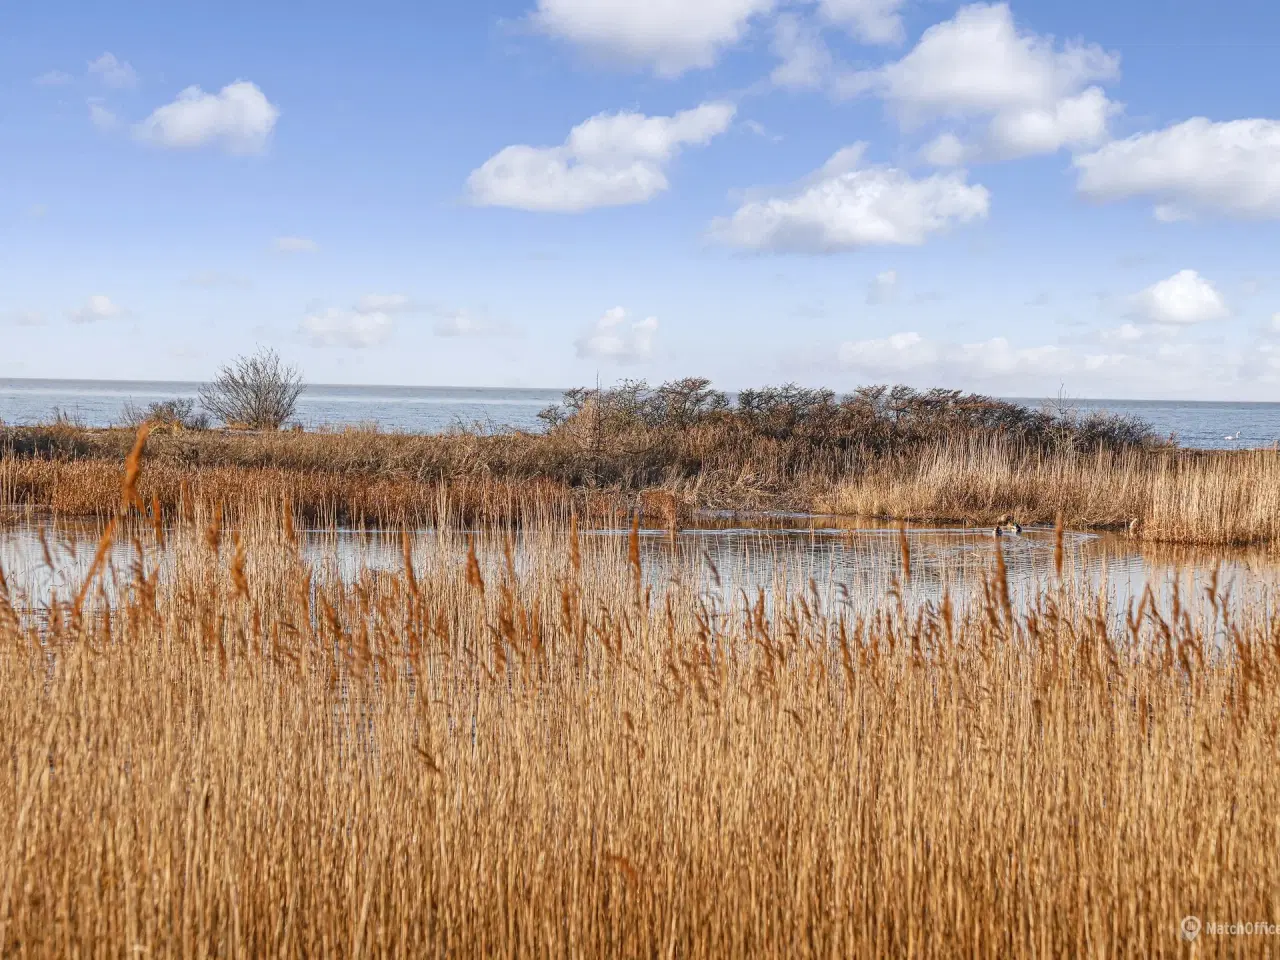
[0,512,1276,957]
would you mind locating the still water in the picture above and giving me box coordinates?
[2,378,1279,449]
[3,516,1275,635]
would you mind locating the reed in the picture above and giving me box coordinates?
[819,438,1280,545]
[6,422,1280,544]
[0,485,1277,955]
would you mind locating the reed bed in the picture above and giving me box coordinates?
[0,457,581,528]
[819,439,1280,546]
[8,418,1280,546]
[1,489,1278,956]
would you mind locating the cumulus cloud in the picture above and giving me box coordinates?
[817,0,905,45]
[920,133,970,167]
[770,14,833,91]
[867,269,898,304]
[88,53,137,89]
[4,310,46,327]
[838,330,1114,380]
[575,307,658,363]
[69,295,122,324]
[467,102,735,212]
[1129,270,1229,326]
[433,311,516,337]
[274,236,318,253]
[88,100,119,130]
[136,82,279,153]
[1101,322,1146,343]
[1075,118,1280,220]
[710,144,989,253]
[532,0,777,76]
[300,294,421,348]
[833,328,1255,396]
[355,293,413,314]
[848,3,1120,161]
[302,309,391,349]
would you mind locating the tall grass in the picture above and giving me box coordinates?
[818,439,1280,545]
[1,490,1278,955]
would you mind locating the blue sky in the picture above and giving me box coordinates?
[3,0,1280,398]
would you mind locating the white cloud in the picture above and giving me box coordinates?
[4,310,46,327]
[1130,270,1229,326]
[136,82,279,153]
[532,0,777,76]
[433,311,515,337]
[986,87,1118,158]
[920,132,970,166]
[88,53,137,89]
[850,3,1120,160]
[867,269,898,304]
[710,144,989,253]
[832,328,1257,397]
[817,0,905,45]
[355,293,413,314]
[274,236,318,253]
[575,307,658,363]
[69,295,122,324]
[299,294,421,348]
[1101,322,1146,343]
[302,308,392,349]
[1075,118,1280,220]
[770,14,833,91]
[467,102,735,212]
[35,70,72,87]
[88,100,118,131]
[744,119,781,141]
[1271,313,1280,334]
[838,330,1109,380]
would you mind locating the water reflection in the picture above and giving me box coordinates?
[4,513,1277,634]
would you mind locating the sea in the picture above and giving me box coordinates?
[1,378,1278,450]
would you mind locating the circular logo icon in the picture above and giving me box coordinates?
[1182,916,1202,942]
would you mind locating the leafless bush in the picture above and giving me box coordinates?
[199,348,304,430]
[120,398,209,430]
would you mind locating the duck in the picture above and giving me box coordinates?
[993,514,1023,537]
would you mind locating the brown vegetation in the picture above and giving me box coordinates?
[818,438,1280,546]
[4,382,1279,545]
[1,495,1277,956]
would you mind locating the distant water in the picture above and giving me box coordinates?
[0,379,563,435]
[0,378,1278,449]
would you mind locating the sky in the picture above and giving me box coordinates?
[2,0,1280,399]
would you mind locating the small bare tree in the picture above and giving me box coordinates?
[199,348,305,429]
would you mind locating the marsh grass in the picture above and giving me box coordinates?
[819,439,1280,545]
[1,454,1279,954]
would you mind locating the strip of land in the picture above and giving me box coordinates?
[4,384,1278,544]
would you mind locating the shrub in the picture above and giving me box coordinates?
[199,348,305,430]
[120,398,210,431]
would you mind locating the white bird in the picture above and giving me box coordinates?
[1225,430,1241,441]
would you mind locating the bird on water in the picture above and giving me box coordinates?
[993,515,1023,536]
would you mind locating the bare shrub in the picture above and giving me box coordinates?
[120,398,209,430]
[199,348,304,430]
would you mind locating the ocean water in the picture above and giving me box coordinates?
[0,378,1278,449]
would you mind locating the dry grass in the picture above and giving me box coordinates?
[819,439,1280,546]
[7,422,1280,543]
[1,476,1279,955]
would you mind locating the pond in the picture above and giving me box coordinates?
[3,513,1275,636]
